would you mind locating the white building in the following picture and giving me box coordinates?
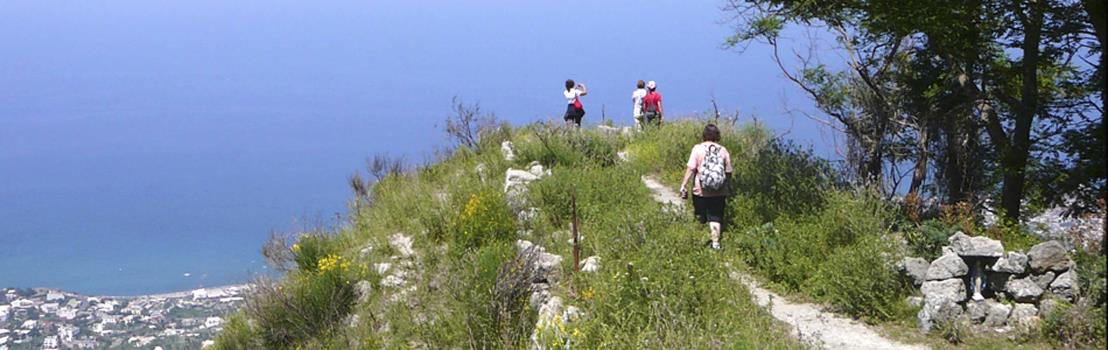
[20,320,36,330]
[58,325,79,343]
[42,335,58,349]
[56,308,77,320]
[45,292,65,302]
[0,305,9,322]
[0,335,7,345]
[11,300,33,309]
[39,303,59,314]
[203,317,223,329]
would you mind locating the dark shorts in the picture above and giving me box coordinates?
[564,104,584,125]
[643,111,660,125]
[693,195,726,224]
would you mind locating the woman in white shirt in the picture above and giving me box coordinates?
[631,80,648,130]
[563,79,587,126]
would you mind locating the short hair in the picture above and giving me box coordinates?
[637,80,645,89]
[702,124,721,142]
[565,79,575,91]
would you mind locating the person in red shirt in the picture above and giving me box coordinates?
[641,80,664,126]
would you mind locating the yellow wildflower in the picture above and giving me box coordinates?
[317,254,350,273]
[291,243,301,253]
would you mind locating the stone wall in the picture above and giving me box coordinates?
[900,232,1079,333]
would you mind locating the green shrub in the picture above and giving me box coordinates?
[810,237,910,322]
[452,189,516,250]
[514,123,625,168]
[242,253,366,349]
[1041,300,1107,349]
[210,314,258,350]
[731,139,835,223]
[292,233,342,273]
[903,220,955,260]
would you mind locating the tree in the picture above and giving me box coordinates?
[724,0,1103,221]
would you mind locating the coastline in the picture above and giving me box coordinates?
[21,283,254,300]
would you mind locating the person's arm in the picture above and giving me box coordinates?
[577,84,588,96]
[680,167,695,199]
[658,100,664,122]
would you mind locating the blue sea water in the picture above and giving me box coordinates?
[0,0,830,295]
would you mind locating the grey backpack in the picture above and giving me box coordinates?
[697,144,726,192]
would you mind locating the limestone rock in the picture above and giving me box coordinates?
[1009,303,1040,328]
[1038,298,1061,318]
[989,252,1028,274]
[536,252,564,284]
[1027,241,1073,273]
[581,256,601,273]
[355,280,374,304]
[922,278,967,303]
[982,300,1012,328]
[517,207,541,223]
[965,301,988,324]
[529,284,552,311]
[948,231,1004,257]
[388,233,415,258]
[501,141,516,161]
[1049,269,1079,302]
[373,263,392,275]
[1030,271,1056,290]
[925,254,969,281]
[1005,276,1044,302]
[616,151,630,162]
[906,296,924,308]
[526,161,551,178]
[899,257,930,287]
[918,299,964,333]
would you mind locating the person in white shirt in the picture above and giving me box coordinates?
[563,79,588,126]
[631,80,648,130]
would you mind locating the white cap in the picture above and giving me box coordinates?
[647,81,656,89]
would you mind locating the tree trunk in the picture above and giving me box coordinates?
[1000,1,1043,222]
[909,126,930,196]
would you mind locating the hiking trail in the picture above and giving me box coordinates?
[640,175,929,350]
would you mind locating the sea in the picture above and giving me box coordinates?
[0,0,830,296]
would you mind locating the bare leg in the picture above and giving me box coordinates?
[709,222,721,245]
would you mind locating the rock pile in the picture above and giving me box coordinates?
[515,240,586,350]
[504,161,551,210]
[904,232,1080,333]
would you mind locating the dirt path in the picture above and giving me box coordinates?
[640,176,928,350]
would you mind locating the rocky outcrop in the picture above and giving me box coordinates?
[1027,241,1073,273]
[899,257,929,287]
[925,254,969,281]
[1048,269,1079,302]
[948,232,1004,257]
[504,162,551,210]
[989,252,1028,274]
[501,141,516,161]
[580,256,601,273]
[922,279,967,303]
[1005,276,1044,302]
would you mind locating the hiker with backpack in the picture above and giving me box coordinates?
[563,79,588,127]
[631,80,648,130]
[678,124,733,250]
[641,80,663,126]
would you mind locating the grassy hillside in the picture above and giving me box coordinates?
[212,119,1105,349]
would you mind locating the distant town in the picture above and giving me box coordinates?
[0,285,248,350]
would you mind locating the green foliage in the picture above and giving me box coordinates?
[730,138,836,224]
[903,220,955,260]
[452,189,515,250]
[210,314,258,350]
[292,233,341,273]
[514,123,625,168]
[1040,300,1107,349]
[735,191,910,322]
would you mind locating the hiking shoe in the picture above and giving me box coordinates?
[710,242,721,250]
